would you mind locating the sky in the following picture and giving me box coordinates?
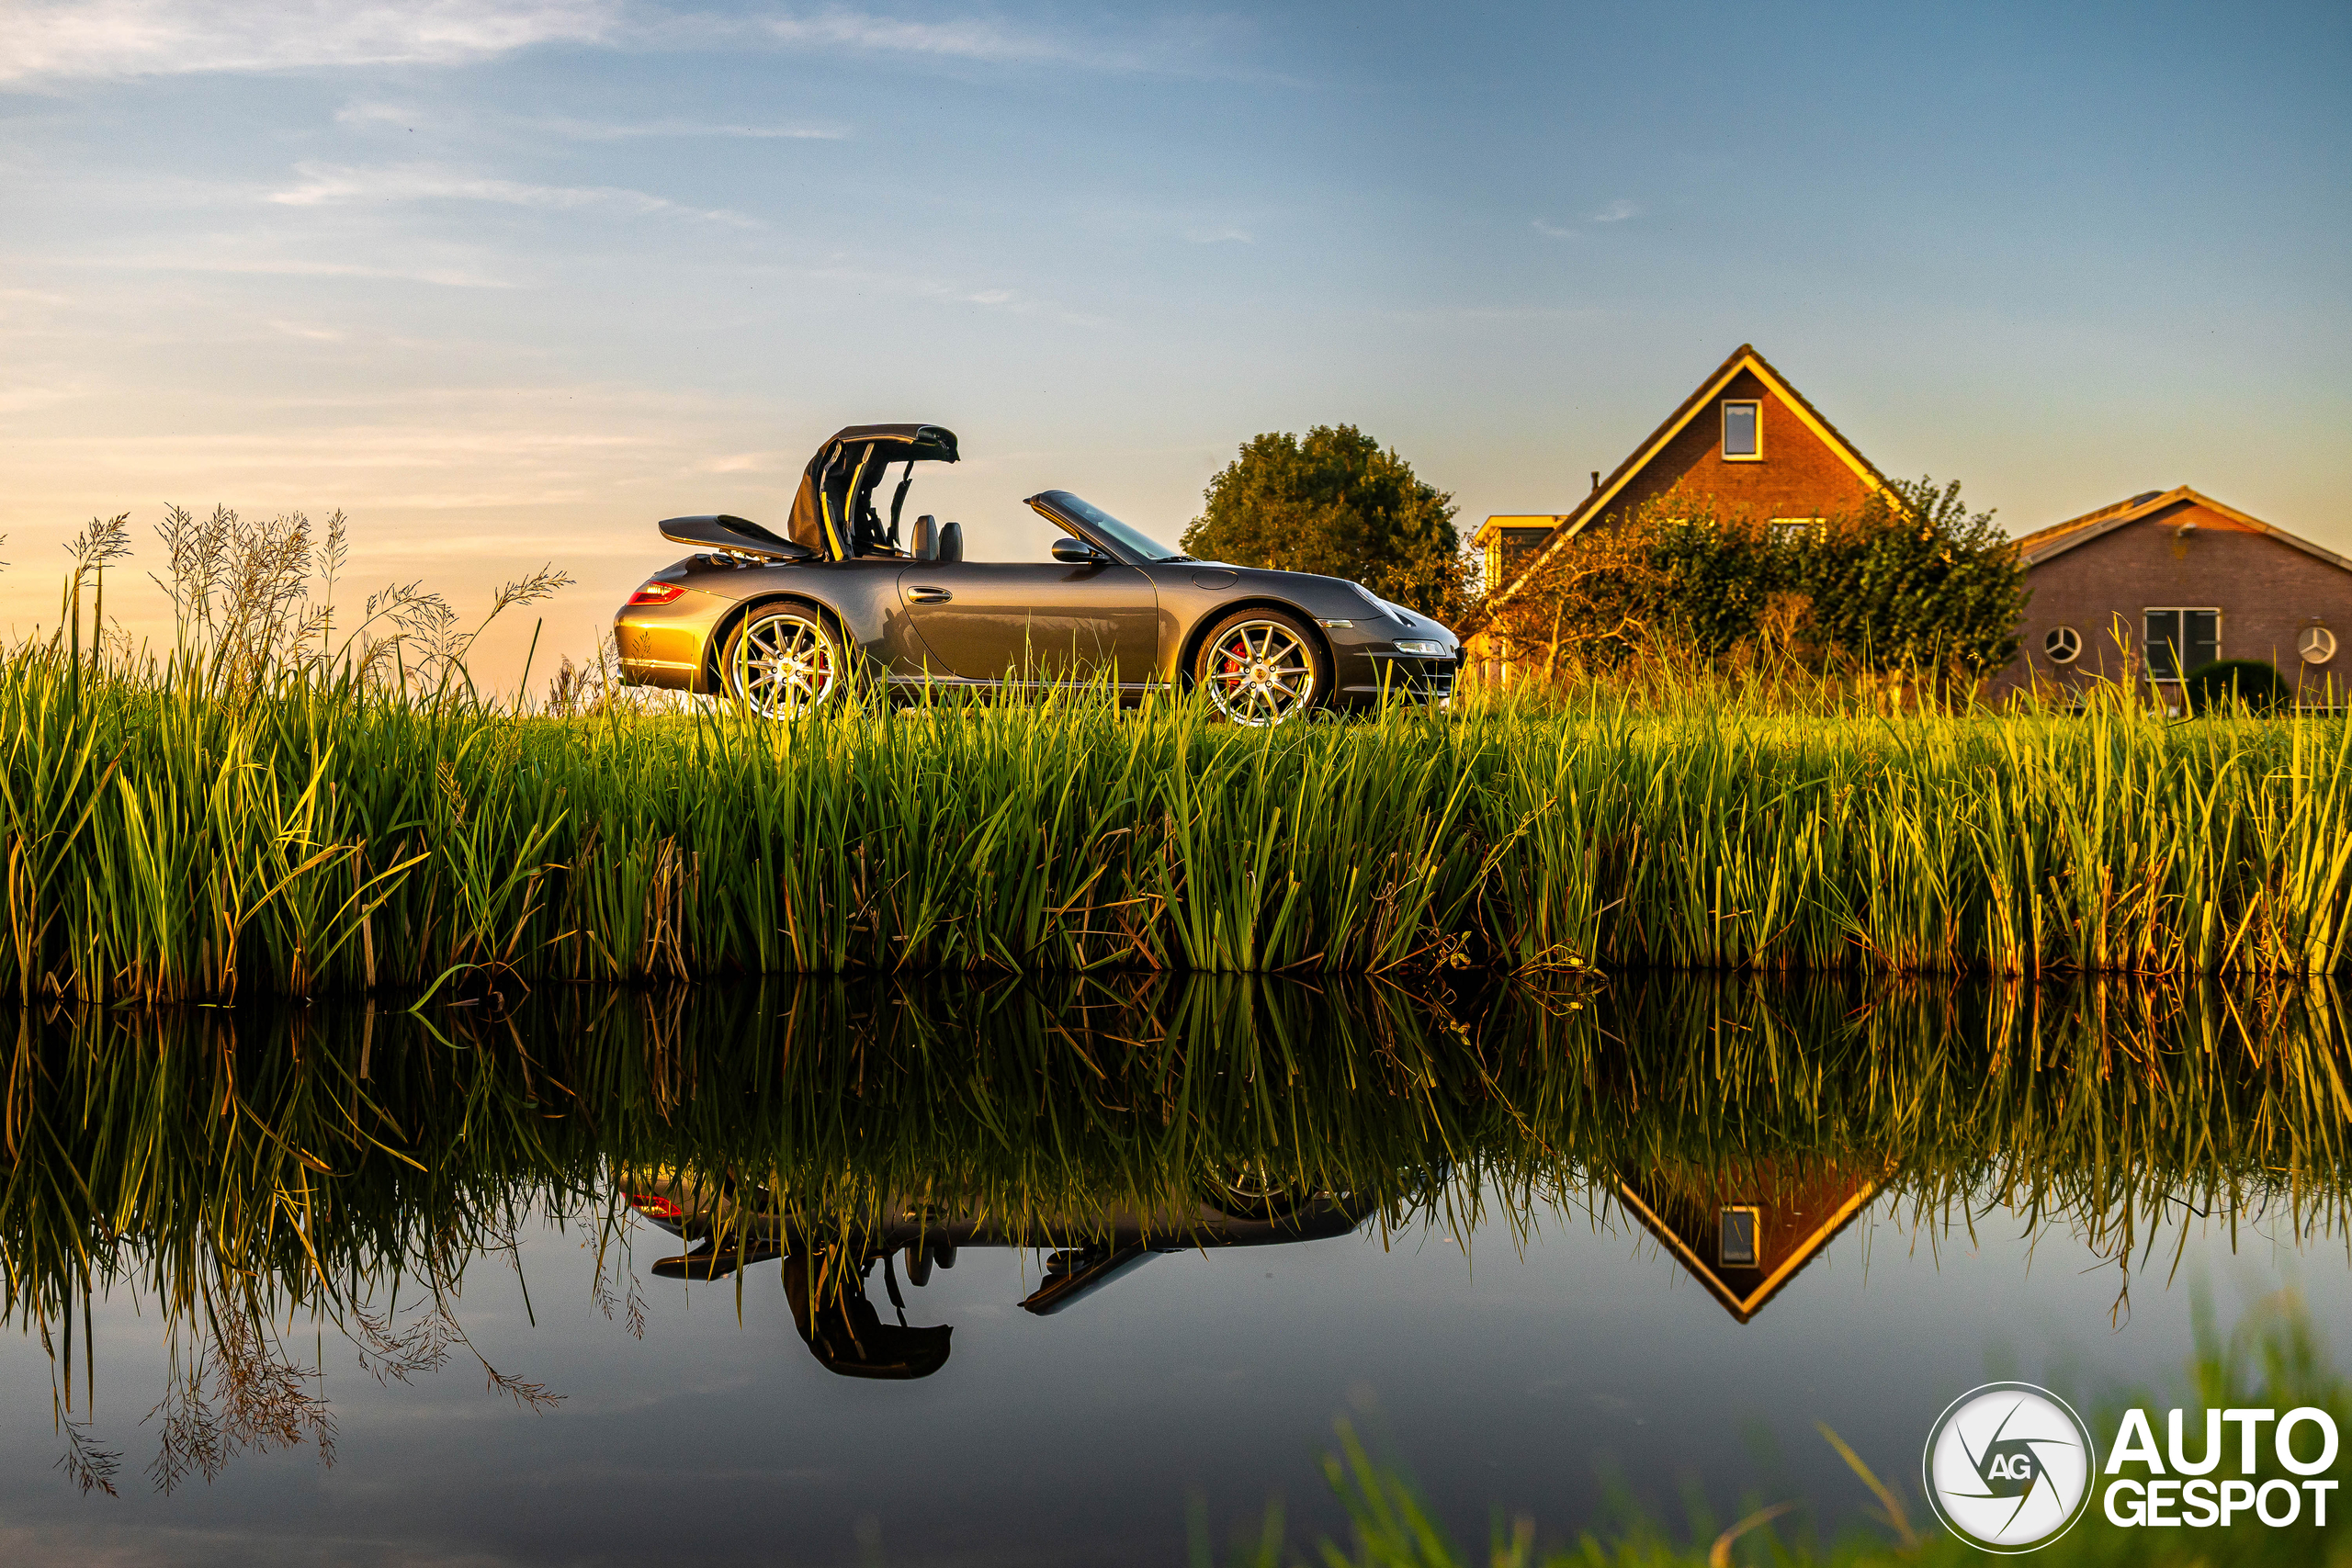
[4,0,2348,680]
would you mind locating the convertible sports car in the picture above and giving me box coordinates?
[613,423,1460,725]
[621,1165,1377,1380]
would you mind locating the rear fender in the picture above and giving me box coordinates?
[704,593,862,693]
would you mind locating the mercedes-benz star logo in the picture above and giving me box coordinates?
[1922,1382,2098,1552]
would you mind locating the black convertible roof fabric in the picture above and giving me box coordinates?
[786,424,959,558]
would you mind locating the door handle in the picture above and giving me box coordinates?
[905,586,952,604]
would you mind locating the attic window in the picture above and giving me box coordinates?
[1722,400,1760,460]
[1719,1206,1760,1266]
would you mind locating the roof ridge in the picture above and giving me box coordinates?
[2018,486,2352,574]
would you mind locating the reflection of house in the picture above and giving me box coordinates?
[1617,1159,1883,1324]
[1996,487,2352,705]
[1464,344,1891,680]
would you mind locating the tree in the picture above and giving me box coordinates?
[1181,425,1466,620]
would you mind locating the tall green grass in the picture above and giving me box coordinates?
[6,644,2352,998]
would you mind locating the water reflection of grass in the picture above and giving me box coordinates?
[8,649,2352,998]
[4,976,2346,1500]
[1197,1287,2349,1566]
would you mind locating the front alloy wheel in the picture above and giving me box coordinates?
[1198,614,1321,726]
[725,606,841,716]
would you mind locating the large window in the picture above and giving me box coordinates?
[1721,400,1760,459]
[2143,608,2220,682]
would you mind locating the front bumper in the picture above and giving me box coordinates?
[1337,650,1458,706]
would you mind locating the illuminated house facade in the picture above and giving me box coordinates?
[1998,486,2351,705]
[1616,1157,1884,1324]
[1464,344,1890,680]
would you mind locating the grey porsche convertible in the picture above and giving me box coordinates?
[612,423,1460,725]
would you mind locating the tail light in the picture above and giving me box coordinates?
[628,581,686,607]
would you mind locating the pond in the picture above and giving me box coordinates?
[2,976,2346,1565]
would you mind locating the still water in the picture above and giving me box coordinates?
[2,977,2346,1564]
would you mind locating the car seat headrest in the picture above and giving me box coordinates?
[912,514,938,561]
[938,521,964,564]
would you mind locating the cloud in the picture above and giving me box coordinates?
[267,162,759,226]
[335,98,424,128]
[739,6,1261,75]
[537,117,849,141]
[102,251,521,288]
[1183,227,1253,244]
[332,100,847,141]
[3,3,1263,85]
[1532,201,1640,239]
[762,9,1069,62]
[1,0,620,84]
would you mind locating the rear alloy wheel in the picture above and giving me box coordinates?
[723,604,842,716]
[1195,610,1325,727]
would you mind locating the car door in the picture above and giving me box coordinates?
[894,562,1159,686]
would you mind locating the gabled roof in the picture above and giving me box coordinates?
[1616,1162,1883,1325]
[1487,344,1890,609]
[2015,485,2352,574]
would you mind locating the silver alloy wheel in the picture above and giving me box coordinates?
[729,608,840,716]
[1204,619,1317,726]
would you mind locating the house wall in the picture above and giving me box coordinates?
[1998,498,2352,704]
[1593,367,1878,527]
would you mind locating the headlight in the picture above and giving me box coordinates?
[1394,638,1447,657]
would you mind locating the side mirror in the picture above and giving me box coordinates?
[1052,537,1107,565]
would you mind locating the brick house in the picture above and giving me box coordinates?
[1464,344,1890,678]
[1999,487,2351,706]
[1614,1157,1883,1324]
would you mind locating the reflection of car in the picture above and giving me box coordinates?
[620,1168,1377,1380]
[612,423,1459,725]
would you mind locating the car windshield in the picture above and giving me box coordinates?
[1052,493,1190,563]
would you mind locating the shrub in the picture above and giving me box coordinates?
[2184,659,2290,714]
[1473,477,2028,689]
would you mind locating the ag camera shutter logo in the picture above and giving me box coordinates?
[1922,1382,2098,1552]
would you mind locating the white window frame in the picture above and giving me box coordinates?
[1721,400,1762,461]
[2143,605,2222,684]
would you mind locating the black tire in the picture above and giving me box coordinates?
[721,602,844,717]
[1192,608,1329,727]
